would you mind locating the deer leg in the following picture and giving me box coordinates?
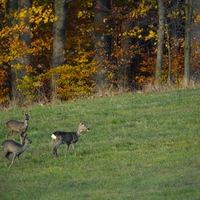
[11,131,16,141]
[20,131,25,139]
[71,143,76,156]
[66,144,69,156]
[16,155,20,164]
[20,133,24,144]
[6,130,11,139]
[2,151,8,167]
[5,152,11,161]
[9,154,17,168]
[53,141,62,157]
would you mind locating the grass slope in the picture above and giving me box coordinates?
[0,88,199,200]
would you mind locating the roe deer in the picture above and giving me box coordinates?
[51,122,90,157]
[6,111,30,142]
[1,134,32,168]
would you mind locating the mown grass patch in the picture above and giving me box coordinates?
[0,88,200,199]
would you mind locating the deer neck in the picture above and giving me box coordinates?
[76,129,82,137]
[24,119,29,126]
[21,142,29,152]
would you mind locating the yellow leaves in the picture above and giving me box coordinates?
[149,30,156,38]
[0,0,7,9]
[14,63,23,70]
[51,63,95,100]
[18,9,27,19]
[0,26,13,38]
[77,10,91,19]
[18,75,36,100]
[129,0,154,19]
[119,26,143,39]
[195,14,200,23]
[167,9,184,19]
[43,16,49,24]
[45,50,97,100]
[122,31,127,37]
[87,1,93,8]
[122,27,143,38]
[0,69,9,104]
[30,4,56,24]
[31,36,52,56]
[78,11,84,18]
[34,16,43,24]
[22,75,32,83]
[145,30,156,40]
[25,66,35,74]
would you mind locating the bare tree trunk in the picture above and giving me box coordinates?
[119,18,134,92]
[6,0,32,103]
[18,0,32,67]
[94,0,111,92]
[6,0,18,101]
[52,0,68,101]
[14,0,32,102]
[166,26,172,85]
[155,0,165,85]
[183,0,192,86]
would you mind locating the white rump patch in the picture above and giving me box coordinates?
[51,134,57,140]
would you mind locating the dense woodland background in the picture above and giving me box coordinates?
[0,0,200,106]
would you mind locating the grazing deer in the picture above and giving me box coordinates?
[51,122,90,157]
[1,134,32,168]
[5,111,30,143]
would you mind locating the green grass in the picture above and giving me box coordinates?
[0,88,199,200]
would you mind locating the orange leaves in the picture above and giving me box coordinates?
[0,69,9,104]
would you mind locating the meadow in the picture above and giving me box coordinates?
[0,88,199,200]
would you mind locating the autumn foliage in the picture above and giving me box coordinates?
[0,0,200,105]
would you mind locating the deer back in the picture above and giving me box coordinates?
[53,131,78,144]
[1,135,32,155]
[1,140,23,153]
[6,120,28,132]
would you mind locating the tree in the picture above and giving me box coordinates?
[0,0,200,105]
[155,0,165,84]
[94,0,111,91]
[18,0,32,70]
[119,18,134,91]
[184,0,193,86]
[5,0,32,103]
[5,0,18,102]
[16,0,32,101]
[51,0,72,101]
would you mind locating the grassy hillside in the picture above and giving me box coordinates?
[0,88,199,200]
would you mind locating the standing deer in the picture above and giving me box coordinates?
[5,111,30,143]
[51,122,90,157]
[1,134,32,168]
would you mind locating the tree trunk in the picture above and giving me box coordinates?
[6,0,32,103]
[6,0,18,101]
[155,0,165,84]
[166,26,172,85]
[18,0,32,67]
[14,0,32,102]
[6,0,31,103]
[51,0,68,101]
[183,0,192,86]
[94,0,111,92]
[119,18,134,92]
